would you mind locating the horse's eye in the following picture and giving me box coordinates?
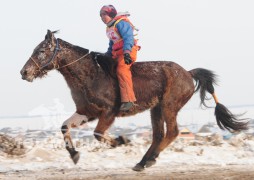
[39,48,46,53]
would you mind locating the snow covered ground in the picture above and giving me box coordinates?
[0,129,254,179]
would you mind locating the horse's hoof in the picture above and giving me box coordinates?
[119,136,130,144]
[71,151,80,164]
[145,160,156,168]
[115,136,130,146]
[132,163,145,171]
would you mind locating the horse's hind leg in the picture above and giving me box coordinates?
[152,84,194,160]
[61,113,89,164]
[132,105,165,171]
[157,109,179,153]
[133,71,194,171]
[151,80,194,161]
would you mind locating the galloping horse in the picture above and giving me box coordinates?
[20,30,248,171]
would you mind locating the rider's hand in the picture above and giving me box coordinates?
[124,53,133,65]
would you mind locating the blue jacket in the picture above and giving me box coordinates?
[106,20,134,56]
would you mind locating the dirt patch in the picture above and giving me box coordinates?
[0,134,26,156]
[1,165,254,180]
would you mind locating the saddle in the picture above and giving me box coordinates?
[90,51,118,78]
[91,51,141,80]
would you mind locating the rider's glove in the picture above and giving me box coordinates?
[124,53,133,65]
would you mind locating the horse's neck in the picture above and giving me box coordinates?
[56,40,97,90]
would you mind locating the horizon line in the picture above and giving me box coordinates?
[1,104,254,119]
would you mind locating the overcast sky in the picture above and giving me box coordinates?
[1,0,254,121]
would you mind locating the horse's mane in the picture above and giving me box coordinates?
[58,38,116,77]
[58,39,89,55]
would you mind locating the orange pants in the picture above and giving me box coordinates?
[112,46,139,102]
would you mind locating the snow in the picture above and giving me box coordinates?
[0,130,254,173]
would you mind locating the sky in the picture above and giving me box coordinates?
[0,1,254,128]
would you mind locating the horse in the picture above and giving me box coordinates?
[20,30,248,171]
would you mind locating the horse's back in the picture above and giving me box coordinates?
[131,61,193,106]
[132,61,191,83]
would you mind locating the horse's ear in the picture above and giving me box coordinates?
[46,30,55,45]
[46,30,51,39]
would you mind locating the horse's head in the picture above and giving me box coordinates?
[20,30,60,82]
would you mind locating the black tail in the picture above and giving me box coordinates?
[189,68,249,132]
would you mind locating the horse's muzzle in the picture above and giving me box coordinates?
[20,69,27,80]
[20,69,33,82]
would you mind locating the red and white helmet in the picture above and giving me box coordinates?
[100,5,117,18]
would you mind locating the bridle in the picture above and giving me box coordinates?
[30,38,89,74]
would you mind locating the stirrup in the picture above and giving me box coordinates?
[120,102,134,111]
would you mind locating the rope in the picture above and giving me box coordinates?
[56,53,89,69]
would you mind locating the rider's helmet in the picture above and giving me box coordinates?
[100,5,117,18]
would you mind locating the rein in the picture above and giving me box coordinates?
[56,53,89,70]
[30,38,89,73]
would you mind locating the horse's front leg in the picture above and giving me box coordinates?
[94,116,129,147]
[61,112,88,164]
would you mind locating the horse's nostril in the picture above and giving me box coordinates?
[20,69,28,80]
[21,70,27,76]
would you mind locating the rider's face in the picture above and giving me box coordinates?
[100,13,112,24]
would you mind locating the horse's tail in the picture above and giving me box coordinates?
[189,68,249,132]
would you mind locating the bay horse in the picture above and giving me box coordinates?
[20,30,248,171]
